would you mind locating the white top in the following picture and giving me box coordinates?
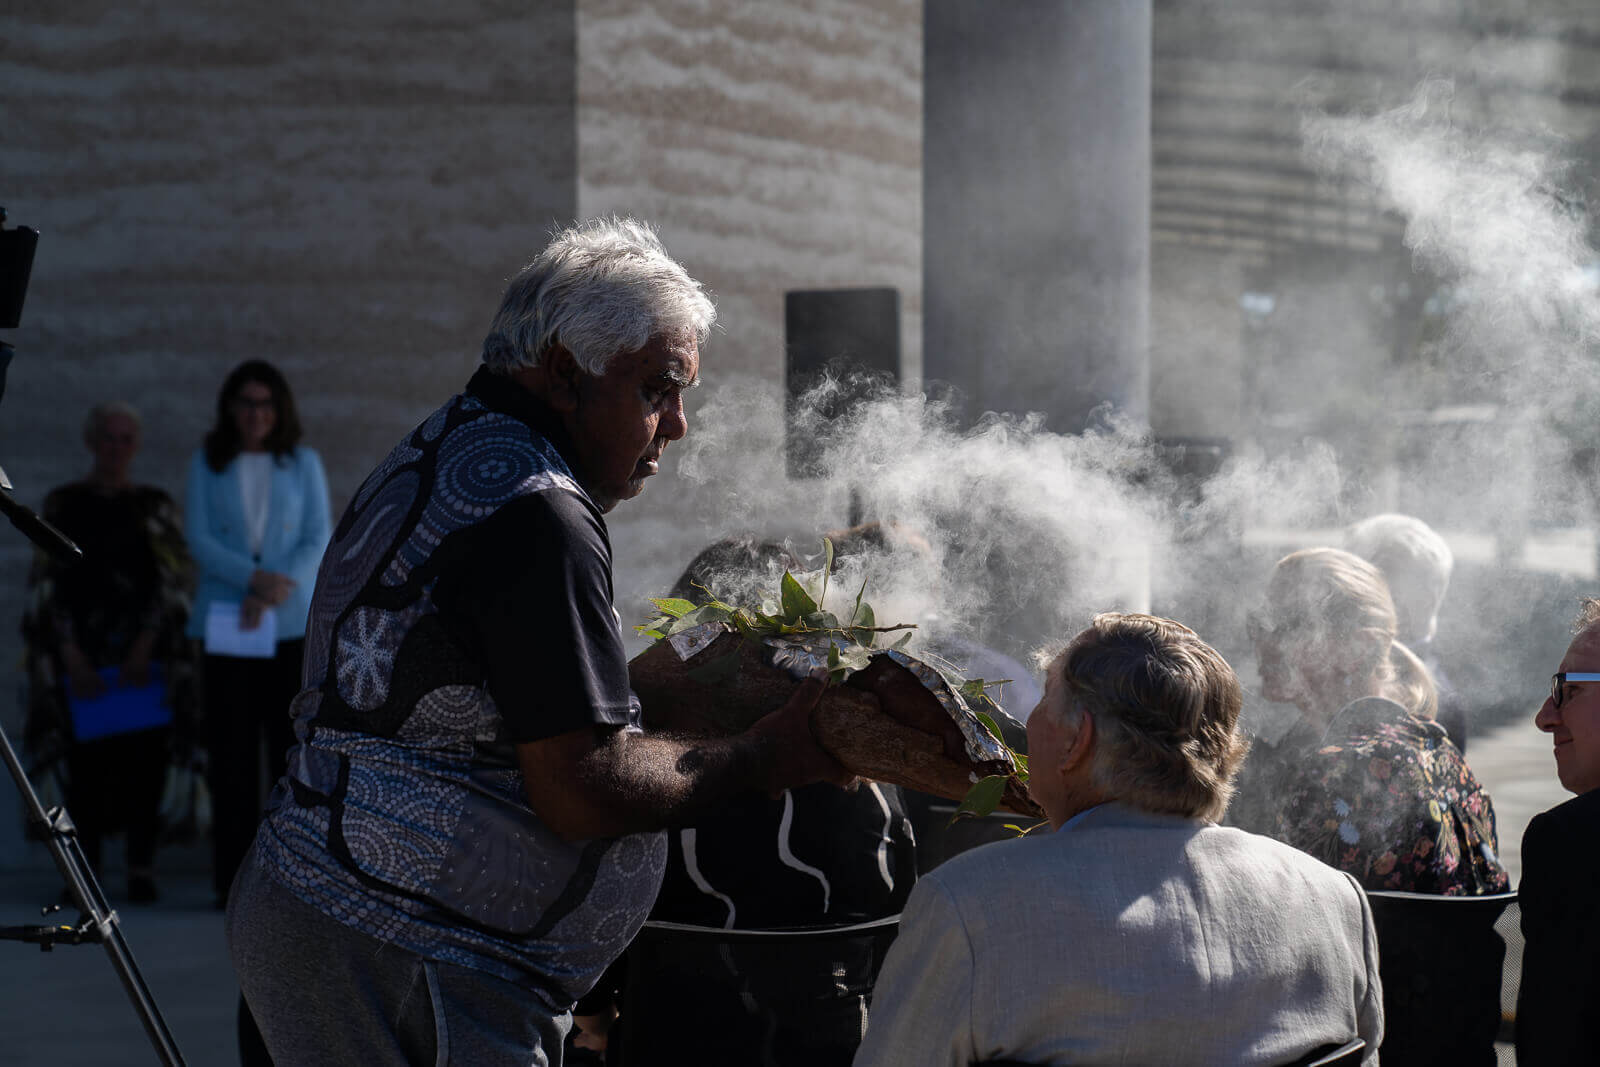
[236,452,274,558]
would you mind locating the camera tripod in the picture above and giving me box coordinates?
[0,208,187,1064]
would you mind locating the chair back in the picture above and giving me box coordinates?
[1288,1037,1365,1066]
[972,1038,1367,1067]
[906,791,1029,872]
[1364,890,1518,1066]
[614,914,900,1067]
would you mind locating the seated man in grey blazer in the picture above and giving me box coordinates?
[855,612,1384,1067]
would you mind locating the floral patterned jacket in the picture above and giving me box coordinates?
[1246,697,1509,896]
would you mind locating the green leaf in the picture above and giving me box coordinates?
[780,571,818,621]
[637,628,666,641]
[847,602,872,645]
[686,647,742,686]
[819,537,834,609]
[889,631,913,651]
[803,611,841,631]
[679,603,734,629]
[635,615,672,636]
[974,710,1003,743]
[851,578,868,625]
[648,597,697,619]
[960,678,989,703]
[950,775,1009,822]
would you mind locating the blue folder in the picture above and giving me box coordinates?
[66,665,173,742]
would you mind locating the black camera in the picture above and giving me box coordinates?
[0,206,41,406]
[0,208,37,332]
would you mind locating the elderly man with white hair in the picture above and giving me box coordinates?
[226,217,849,1065]
[855,613,1384,1066]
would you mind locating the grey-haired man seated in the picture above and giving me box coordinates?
[856,613,1383,1066]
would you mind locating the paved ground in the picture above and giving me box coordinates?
[0,843,237,1067]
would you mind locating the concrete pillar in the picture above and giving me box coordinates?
[924,0,1151,433]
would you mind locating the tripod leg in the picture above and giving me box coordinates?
[0,718,188,1065]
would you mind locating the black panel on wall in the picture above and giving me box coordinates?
[784,287,901,480]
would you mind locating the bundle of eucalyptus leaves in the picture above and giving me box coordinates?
[636,538,1037,827]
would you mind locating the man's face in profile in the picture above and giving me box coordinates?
[567,331,699,513]
[1536,626,1600,795]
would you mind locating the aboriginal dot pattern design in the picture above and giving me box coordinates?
[254,382,666,1000]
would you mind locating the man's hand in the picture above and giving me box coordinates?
[746,669,856,795]
[249,570,296,606]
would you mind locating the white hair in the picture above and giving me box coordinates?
[1344,513,1454,645]
[83,400,142,441]
[480,215,716,376]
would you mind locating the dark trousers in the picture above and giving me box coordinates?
[65,726,169,874]
[203,640,302,900]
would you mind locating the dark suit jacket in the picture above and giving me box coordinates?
[1517,788,1600,1065]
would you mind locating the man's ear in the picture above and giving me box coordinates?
[1059,707,1095,774]
[542,345,584,414]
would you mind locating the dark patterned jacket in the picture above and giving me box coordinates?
[254,368,666,1007]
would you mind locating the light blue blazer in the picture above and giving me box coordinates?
[184,445,332,642]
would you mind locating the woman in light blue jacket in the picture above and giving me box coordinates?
[185,360,330,906]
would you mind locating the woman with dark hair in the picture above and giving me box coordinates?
[185,360,330,906]
[1243,547,1506,895]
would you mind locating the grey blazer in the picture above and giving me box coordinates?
[855,804,1383,1066]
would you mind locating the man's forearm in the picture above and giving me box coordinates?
[516,672,842,841]
[577,727,782,834]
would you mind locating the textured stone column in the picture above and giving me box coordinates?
[924,0,1151,432]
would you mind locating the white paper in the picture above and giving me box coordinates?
[204,601,278,658]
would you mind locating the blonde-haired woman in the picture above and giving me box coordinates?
[1245,547,1507,895]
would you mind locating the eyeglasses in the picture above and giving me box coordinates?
[1550,672,1600,708]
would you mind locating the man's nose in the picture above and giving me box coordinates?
[659,396,688,441]
[1535,695,1560,733]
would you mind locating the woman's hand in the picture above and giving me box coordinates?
[60,643,105,699]
[118,630,157,688]
[249,569,296,606]
[239,595,268,631]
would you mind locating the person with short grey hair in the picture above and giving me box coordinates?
[82,399,142,442]
[480,214,716,377]
[857,612,1384,1066]
[1344,512,1469,751]
[226,216,848,1065]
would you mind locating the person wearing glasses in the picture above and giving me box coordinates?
[1517,597,1600,1063]
[185,359,331,907]
[1241,547,1507,895]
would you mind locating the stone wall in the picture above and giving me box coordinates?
[0,1,923,864]
[574,0,922,619]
